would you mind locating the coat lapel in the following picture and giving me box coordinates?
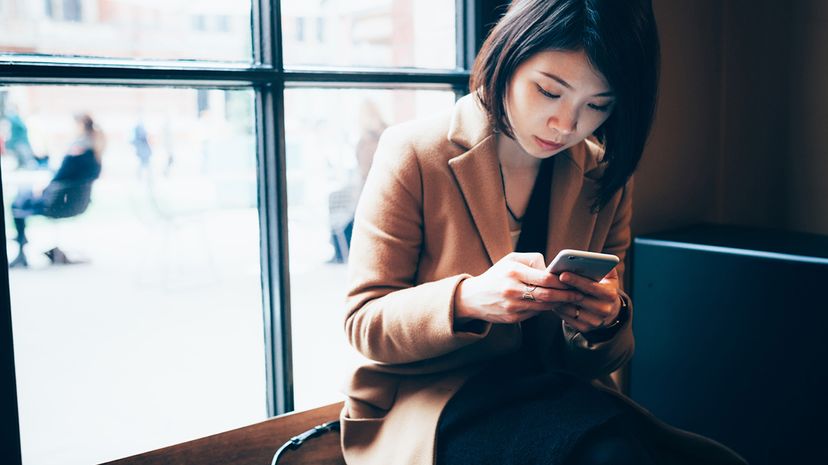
[448,136,513,265]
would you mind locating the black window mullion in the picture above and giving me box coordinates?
[458,0,477,72]
[283,68,469,88]
[0,61,469,88]
[259,0,293,417]
[456,0,471,100]
[253,0,280,68]
[456,0,466,70]
[271,0,283,70]
[251,0,293,417]
[0,185,22,465]
[0,61,276,86]
[251,0,264,65]
[255,83,294,417]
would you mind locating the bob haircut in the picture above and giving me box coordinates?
[470,0,660,211]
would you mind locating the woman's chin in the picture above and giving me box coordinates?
[527,145,567,159]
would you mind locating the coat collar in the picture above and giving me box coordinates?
[447,94,603,264]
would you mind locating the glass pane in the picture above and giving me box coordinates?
[285,88,456,410]
[1,86,265,464]
[282,0,457,69]
[0,1,252,62]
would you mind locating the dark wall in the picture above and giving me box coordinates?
[636,0,827,237]
[634,0,724,234]
[788,1,828,234]
[718,0,792,229]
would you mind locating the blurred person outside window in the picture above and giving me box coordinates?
[131,120,153,179]
[328,99,387,264]
[1,106,42,169]
[9,113,105,268]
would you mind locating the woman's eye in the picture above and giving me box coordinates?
[535,84,559,100]
[588,103,612,113]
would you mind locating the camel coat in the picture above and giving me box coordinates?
[340,94,747,465]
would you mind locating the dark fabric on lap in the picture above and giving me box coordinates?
[435,351,625,465]
[563,413,659,465]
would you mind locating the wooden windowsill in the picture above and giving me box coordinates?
[102,402,345,465]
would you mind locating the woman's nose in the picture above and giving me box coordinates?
[547,108,578,135]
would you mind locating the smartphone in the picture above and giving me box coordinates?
[546,249,620,282]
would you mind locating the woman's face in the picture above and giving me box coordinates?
[504,49,614,159]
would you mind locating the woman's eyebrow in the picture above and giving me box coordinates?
[538,71,615,97]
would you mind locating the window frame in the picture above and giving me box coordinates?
[0,0,509,462]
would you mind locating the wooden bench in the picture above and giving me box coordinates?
[103,402,345,465]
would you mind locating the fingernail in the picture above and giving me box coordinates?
[560,273,570,282]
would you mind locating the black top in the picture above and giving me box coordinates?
[52,149,101,184]
[513,156,555,255]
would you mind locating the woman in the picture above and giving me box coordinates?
[9,113,104,268]
[341,1,747,464]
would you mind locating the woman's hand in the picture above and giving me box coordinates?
[554,268,622,334]
[454,252,585,325]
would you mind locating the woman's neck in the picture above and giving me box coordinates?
[496,132,543,224]
[496,133,542,171]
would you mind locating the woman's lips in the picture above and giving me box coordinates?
[534,135,564,151]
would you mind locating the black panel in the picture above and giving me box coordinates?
[631,224,828,464]
[0,171,22,465]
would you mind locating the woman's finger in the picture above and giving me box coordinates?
[557,304,604,330]
[558,313,592,334]
[507,285,583,305]
[573,295,617,320]
[510,263,570,290]
[558,272,616,300]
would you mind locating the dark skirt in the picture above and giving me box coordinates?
[435,350,650,465]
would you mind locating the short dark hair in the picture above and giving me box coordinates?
[470,0,660,210]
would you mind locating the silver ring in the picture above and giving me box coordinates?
[521,284,536,301]
[574,308,580,319]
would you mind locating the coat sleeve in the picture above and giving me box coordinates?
[344,128,491,365]
[561,177,635,380]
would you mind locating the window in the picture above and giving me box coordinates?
[0,1,485,464]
